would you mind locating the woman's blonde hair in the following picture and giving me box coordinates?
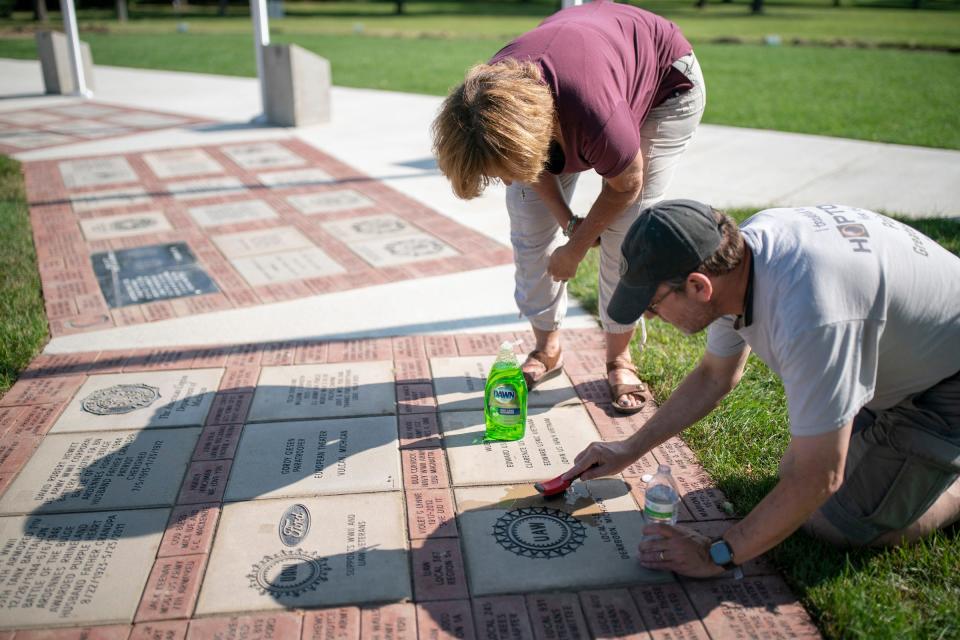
[431,59,555,199]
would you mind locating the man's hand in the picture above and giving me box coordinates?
[638,524,725,578]
[548,242,586,282]
[561,440,637,481]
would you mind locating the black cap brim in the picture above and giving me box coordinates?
[607,280,658,325]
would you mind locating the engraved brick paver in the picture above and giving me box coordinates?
[406,488,458,539]
[178,460,232,504]
[135,555,207,622]
[0,332,817,638]
[159,504,221,558]
[631,584,710,640]
[13,626,133,640]
[417,600,476,640]
[6,404,63,438]
[302,607,361,640]
[526,593,591,640]
[185,612,302,640]
[0,103,205,154]
[193,423,244,460]
[684,576,821,639]
[411,538,469,601]
[361,603,418,640]
[579,589,648,640]
[129,620,189,640]
[399,413,442,449]
[471,596,534,640]
[402,448,450,489]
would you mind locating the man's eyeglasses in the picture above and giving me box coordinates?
[646,286,679,315]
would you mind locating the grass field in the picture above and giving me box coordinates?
[4,0,960,47]
[568,209,960,639]
[0,32,958,148]
[1,0,959,147]
[0,157,47,396]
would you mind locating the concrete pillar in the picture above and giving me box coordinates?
[262,44,331,127]
[36,30,95,95]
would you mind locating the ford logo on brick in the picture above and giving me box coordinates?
[279,503,311,546]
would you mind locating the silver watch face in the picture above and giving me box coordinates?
[710,540,733,566]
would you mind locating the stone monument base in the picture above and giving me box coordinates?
[36,30,95,95]
[263,43,331,127]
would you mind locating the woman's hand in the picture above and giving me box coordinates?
[548,242,586,281]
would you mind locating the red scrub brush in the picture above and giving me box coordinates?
[533,465,597,498]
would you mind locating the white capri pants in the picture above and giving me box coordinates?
[506,53,706,334]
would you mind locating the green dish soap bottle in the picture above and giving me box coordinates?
[484,342,528,441]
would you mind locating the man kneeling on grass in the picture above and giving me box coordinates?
[563,199,960,577]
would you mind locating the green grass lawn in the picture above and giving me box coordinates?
[568,209,960,639]
[0,157,47,396]
[1,0,959,148]
[4,0,959,47]
[0,32,958,149]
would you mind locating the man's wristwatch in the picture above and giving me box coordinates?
[563,216,583,238]
[709,537,738,571]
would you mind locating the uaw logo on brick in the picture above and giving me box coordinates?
[493,507,587,559]
[247,549,330,598]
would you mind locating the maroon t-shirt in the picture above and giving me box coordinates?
[490,0,693,178]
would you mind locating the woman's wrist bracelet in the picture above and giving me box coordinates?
[563,216,583,238]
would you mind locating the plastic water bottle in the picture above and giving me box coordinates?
[644,464,680,530]
[484,342,528,441]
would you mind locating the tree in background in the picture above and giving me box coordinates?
[33,0,48,21]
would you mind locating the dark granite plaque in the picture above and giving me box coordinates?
[92,243,219,308]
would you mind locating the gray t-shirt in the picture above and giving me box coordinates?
[707,205,960,436]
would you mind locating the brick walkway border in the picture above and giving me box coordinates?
[23,139,512,337]
[0,102,209,155]
[0,329,821,639]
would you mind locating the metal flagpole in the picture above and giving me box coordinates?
[250,0,270,120]
[61,0,92,98]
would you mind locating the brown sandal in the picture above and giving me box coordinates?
[521,349,564,390]
[606,358,648,415]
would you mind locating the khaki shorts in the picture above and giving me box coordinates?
[820,368,960,545]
